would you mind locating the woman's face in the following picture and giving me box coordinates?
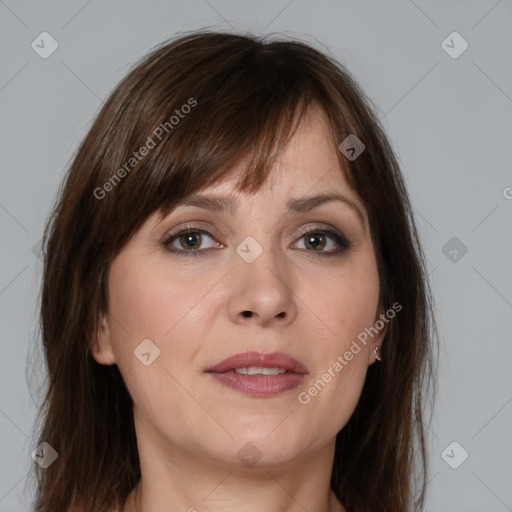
[92,108,385,471]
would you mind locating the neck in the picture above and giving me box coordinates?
[122,438,346,512]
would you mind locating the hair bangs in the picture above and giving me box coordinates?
[112,59,319,233]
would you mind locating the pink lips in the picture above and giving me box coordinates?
[206,351,308,397]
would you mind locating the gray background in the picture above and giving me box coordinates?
[1,1,511,510]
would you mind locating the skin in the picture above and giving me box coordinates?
[92,108,386,512]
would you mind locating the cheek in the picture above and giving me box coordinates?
[105,259,212,432]
[108,263,169,338]
[310,253,380,348]
[108,255,204,338]
[107,256,217,371]
[298,255,379,424]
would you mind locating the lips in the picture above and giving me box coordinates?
[206,351,308,375]
[206,351,308,397]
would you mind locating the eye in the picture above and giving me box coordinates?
[163,226,223,257]
[162,225,351,258]
[293,227,351,256]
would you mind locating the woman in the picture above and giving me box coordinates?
[29,30,438,512]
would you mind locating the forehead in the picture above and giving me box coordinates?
[197,109,356,201]
[146,105,367,234]
[158,113,367,233]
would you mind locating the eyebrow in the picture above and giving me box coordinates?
[179,193,366,229]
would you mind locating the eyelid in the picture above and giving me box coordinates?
[163,222,222,241]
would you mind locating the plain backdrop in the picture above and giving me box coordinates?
[0,1,511,510]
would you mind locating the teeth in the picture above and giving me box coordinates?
[234,366,287,375]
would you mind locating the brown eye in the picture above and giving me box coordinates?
[179,231,202,250]
[294,228,351,256]
[163,227,223,257]
[304,232,327,251]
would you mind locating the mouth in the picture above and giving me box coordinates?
[205,351,308,397]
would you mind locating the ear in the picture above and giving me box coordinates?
[368,311,389,365]
[89,313,117,366]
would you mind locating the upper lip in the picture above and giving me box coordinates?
[206,351,308,374]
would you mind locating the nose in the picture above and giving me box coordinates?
[227,243,298,329]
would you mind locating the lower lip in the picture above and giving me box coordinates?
[208,371,306,397]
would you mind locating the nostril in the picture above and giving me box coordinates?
[242,311,253,318]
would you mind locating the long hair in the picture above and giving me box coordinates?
[27,30,438,512]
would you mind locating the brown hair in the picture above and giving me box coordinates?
[27,30,438,512]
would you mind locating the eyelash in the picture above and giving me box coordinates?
[162,225,352,258]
